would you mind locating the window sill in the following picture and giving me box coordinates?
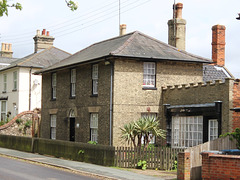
[90,94,98,97]
[12,89,17,92]
[69,96,76,99]
[2,91,6,94]
[142,87,157,90]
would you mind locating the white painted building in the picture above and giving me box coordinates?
[0,30,71,121]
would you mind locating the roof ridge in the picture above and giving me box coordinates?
[18,47,54,66]
[132,31,212,62]
[110,31,139,55]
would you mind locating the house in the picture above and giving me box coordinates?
[38,3,214,146]
[0,29,71,121]
[162,24,239,148]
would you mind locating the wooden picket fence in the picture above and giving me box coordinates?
[115,146,184,170]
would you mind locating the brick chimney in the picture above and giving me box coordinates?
[168,3,186,51]
[212,25,226,66]
[119,24,127,36]
[33,29,55,53]
[0,43,13,58]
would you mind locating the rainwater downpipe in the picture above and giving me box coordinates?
[109,62,113,146]
[29,68,32,111]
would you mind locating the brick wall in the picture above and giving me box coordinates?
[113,59,203,146]
[177,152,190,180]
[162,78,234,135]
[41,58,203,146]
[202,152,240,180]
[41,61,111,145]
[212,25,226,66]
[232,80,240,131]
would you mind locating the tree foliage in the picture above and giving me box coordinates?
[220,128,240,149]
[0,0,78,17]
[120,116,166,149]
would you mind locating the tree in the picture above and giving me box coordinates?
[120,116,166,149]
[0,0,78,17]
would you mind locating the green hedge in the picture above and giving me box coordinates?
[0,135,114,166]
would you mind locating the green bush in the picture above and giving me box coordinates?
[220,128,240,149]
[137,160,147,170]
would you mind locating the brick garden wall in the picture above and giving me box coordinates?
[202,152,240,180]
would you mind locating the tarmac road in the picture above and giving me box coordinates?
[0,156,97,180]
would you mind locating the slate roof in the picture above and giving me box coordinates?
[0,47,71,72]
[203,65,233,82]
[41,31,212,73]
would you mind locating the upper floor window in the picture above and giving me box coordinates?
[3,74,7,92]
[90,113,98,143]
[13,71,17,91]
[70,69,76,97]
[92,64,98,95]
[50,114,56,139]
[52,73,57,99]
[143,62,156,88]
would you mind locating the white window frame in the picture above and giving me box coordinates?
[3,74,7,92]
[209,119,218,141]
[92,64,98,95]
[171,116,203,148]
[50,115,56,140]
[0,101,7,122]
[143,62,156,87]
[52,73,57,99]
[13,71,17,90]
[71,69,76,97]
[90,113,98,142]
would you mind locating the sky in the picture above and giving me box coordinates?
[1,0,240,77]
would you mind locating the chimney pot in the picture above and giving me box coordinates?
[176,3,183,19]
[211,24,226,66]
[119,24,127,36]
[36,30,40,36]
[47,31,50,36]
[42,29,46,35]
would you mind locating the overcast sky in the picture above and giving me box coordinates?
[1,0,240,77]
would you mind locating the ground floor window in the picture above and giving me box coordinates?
[50,115,56,139]
[209,119,218,141]
[172,116,203,148]
[0,101,7,122]
[90,113,98,143]
[141,113,157,144]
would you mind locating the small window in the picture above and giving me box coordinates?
[70,69,76,97]
[52,73,57,99]
[1,101,7,122]
[3,74,7,92]
[50,115,56,139]
[90,113,98,143]
[13,71,17,90]
[143,62,156,87]
[209,119,218,141]
[92,64,98,95]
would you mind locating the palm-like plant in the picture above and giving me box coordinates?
[120,116,166,148]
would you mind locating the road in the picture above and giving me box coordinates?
[0,156,97,180]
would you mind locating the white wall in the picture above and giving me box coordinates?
[0,67,42,119]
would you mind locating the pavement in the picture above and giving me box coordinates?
[0,147,164,180]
